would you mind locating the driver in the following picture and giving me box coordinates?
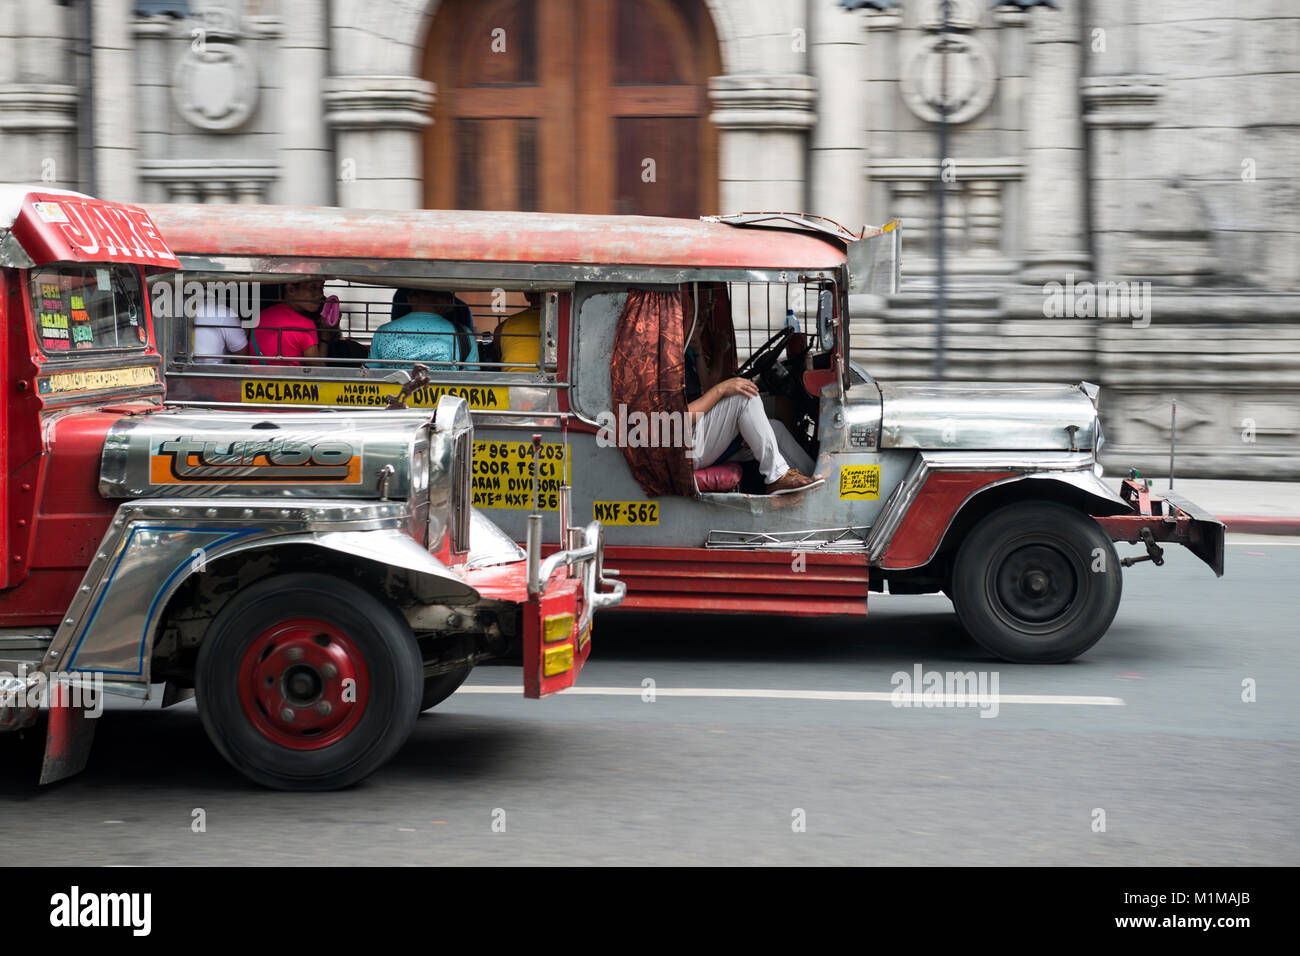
[686,319,820,495]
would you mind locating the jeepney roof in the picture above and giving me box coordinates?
[0,184,91,231]
[144,203,850,273]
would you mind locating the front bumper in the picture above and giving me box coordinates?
[530,520,627,629]
[460,520,624,698]
[1092,478,1225,577]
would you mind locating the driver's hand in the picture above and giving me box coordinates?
[718,376,759,399]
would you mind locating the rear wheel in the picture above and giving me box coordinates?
[195,572,422,790]
[950,501,1121,663]
[420,665,471,711]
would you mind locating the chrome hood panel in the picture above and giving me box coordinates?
[100,407,441,499]
[879,382,1099,452]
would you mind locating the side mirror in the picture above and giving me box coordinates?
[816,288,835,352]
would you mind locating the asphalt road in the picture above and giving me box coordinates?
[3,535,1296,866]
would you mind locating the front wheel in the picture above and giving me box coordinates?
[950,502,1122,663]
[195,572,423,790]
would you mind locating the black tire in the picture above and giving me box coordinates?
[195,572,423,790]
[950,501,1122,663]
[420,665,471,712]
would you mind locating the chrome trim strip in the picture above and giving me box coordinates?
[705,526,870,552]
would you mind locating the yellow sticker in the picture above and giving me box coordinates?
[240,379,508,410]
[472,440,570,511]
[592,501,660,525]
[838,464,881,500]
[39,365,158,395]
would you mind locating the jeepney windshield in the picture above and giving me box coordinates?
[29,264,147,354]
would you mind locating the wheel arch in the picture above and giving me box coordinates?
[876,470,1129,577]
[148,537,477,683]
[935,476,1126,564]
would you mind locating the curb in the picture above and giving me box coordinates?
[1218,516,1300,536]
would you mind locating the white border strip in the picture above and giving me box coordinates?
[459,686,1125,706]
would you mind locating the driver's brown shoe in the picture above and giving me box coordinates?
[765,469,825,496]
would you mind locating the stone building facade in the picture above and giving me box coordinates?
[1,0,1296,477]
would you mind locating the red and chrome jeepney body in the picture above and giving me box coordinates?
[146,203,1222,665]
[0,187,621,790]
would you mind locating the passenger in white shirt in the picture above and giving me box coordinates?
[192,298,249,364]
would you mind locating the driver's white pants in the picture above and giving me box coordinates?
[689,393,813,484]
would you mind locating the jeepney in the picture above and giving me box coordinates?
[148,204,1223,665]
[0,186,622,790]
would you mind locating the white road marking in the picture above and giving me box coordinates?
[458,686,1124,706]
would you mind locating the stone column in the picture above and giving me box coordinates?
[808,0,865,227]
[860,6,903,225]
[92,0,137,200]
[1018,0,1089,283]
[279,0,331,204]
[1082,74,1162,280]
[322,76,434,209]
[0,86,79,187]
[709,74,817,213]
[0,1,78,188]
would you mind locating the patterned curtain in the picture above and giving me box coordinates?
[609,288,697,498]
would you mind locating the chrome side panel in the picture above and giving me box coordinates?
[40,499,478,690]
[819,384,883,454]
[865,451,1117,568]
[879,382,1099,451]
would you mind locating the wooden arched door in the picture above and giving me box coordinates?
[422,0,720,217]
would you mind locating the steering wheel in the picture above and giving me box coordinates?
[735,325,794,380]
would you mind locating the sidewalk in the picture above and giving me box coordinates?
[1132,478,1300,535]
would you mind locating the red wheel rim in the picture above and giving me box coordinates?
[237,618,370,751]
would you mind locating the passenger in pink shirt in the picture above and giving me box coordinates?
[250,279,325,366]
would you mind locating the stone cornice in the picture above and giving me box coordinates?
[130,13,283,38]
[869,157,1025,180]
[139,159,281,182]
[0,85,79,132]
[708,74,817,131]
[862,11,902,31]
[993,8,1028,28]
[1082,74,1163,128]
[322,76,435,131]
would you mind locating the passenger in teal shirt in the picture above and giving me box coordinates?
[367,289,479,369]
